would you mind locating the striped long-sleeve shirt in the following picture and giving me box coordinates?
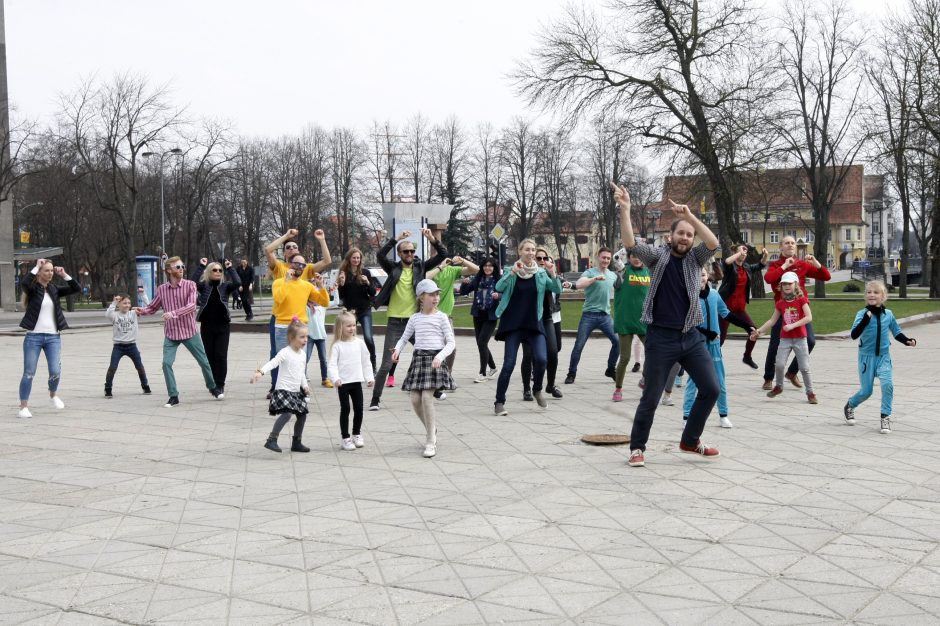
[394,310,456,360]
[139,279,199,341]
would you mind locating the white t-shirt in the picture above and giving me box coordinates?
[31,293,58,334]
[328,339,375,385]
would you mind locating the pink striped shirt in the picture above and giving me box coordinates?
[139,279,199,341]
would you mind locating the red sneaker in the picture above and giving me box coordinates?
[628,449,645,467]
[767,385,783,398]
[386,375,395,388]
[678,440,720,458]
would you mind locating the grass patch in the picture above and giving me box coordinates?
[327,296,940,335]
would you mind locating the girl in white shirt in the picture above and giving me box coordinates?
[328,310,375,451]
[392,279,456,458]
[251,318,311,453]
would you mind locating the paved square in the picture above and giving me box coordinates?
[1,318,938,624]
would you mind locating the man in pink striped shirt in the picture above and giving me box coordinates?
[137,256,221,407]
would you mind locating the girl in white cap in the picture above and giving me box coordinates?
[392,279,456,458]
[751,271,817,403]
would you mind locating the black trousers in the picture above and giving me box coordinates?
[472,315,498,375]
[200,323,230,389]
[338,382,364,438]
[522,317,559,391]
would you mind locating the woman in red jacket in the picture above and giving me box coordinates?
[761,236,831,389]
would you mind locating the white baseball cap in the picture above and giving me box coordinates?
[415,279,441,297]
[780,271,799,284]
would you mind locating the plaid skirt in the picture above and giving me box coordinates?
[268,389,309,416]
[402,350,455,391]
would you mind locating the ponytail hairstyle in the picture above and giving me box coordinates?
[287,316,307,343]
[332,309,357,346]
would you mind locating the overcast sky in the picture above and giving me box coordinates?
[6,0,906,138]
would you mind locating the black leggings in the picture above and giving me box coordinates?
[201,323,230,388]
[338,382,364,438]
[522,318,559,391]
[473,315,498,375]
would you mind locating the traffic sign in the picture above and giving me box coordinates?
[490,224,505,240]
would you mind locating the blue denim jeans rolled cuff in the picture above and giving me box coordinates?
[568,311,620,374]
[20,332,62,401]
[629,326,719,451]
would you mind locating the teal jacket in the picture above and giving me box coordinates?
[494,267,562,319]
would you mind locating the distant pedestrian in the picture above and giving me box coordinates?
[392,279,456,458]
[306,273,332,388]
[564,247,620,385]
[751,272,817,404]
[137,256,222,408]
[328,310,375,451]
[17,258,81,418]
[236,258,255,320]
[104,294,150,398]
[843,280,916,434]
[718,244,767,369]
[136,285,150,307]
[251,318,311,453]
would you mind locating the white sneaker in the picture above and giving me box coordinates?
[50,396,65,410]
[17,407,32,419]
[719,416,733,428]
[423,444,436,458]
[474,374,487,383]
[661,393,674,406]
[487,367,497,379]
[352,434,364,448]
[341,438,356,451]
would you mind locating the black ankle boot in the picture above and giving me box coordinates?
[264,436,281,453]
[291,436,310,453]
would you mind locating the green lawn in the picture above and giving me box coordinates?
[326,297,940,335]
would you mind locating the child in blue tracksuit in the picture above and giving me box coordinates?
[682,267,755,428]
[844,280,916,434]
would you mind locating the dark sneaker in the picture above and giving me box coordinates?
[679,440,720,458]
[210,387,225,400]
[369,399,380,411]
[550,386,563,398]
[164,396,179,408]
[628,449,645,467]
[104,389,113,398]
[743,356,759,369]
[142,385,152,395]
[843,403,856,425]
[785,372,803,388]
[880,415,891,434]
[533,391,547,408]
[523,390,533,402]
[767,385,783,398]
[762,380,773,391]
[564,373,576,384]
[494,403,508,416]
[631,362,641,373]
[604,367,616,380]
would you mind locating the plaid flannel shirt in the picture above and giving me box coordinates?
[626,241,718,333]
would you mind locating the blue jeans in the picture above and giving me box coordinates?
[305,338,328,381]
[105,343,149,389]
[496,328,547,404]
[269,315,278,389]
[630,325,720,451]
[567,311,619,375]
[357,310,376,371]
[20,333,62,402]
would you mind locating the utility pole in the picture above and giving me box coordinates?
[0,2,14,310]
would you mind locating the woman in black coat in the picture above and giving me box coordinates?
[335,247,377,370]
[191,258,241,392]
[18,258,81,418]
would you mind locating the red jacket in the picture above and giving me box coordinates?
[764,257,831,302]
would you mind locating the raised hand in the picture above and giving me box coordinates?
[36,258,47,267]
[451,256,464,265]
[805,254,820,268]
[609,181,631,208]
[313,228,325,240]
[782,257,795,270]
[667,199,691,218]
[54,266,66,278]
[336,272,346,286]
[358,274,370,285]
[200,257,208,266]
[421,227,436,241]
[224,259,233,269]
[285,228,299,238]
[397,230,412,241]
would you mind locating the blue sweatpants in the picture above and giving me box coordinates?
[847,353,894,416]
[682,342,728,418]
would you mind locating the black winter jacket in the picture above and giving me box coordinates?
[190,265,241,322]
[19,272,81,332]
[373,237,447,310]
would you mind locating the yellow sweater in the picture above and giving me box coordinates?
[272,278,319,324]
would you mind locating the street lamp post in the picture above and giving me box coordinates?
[142,148,182,270]
[649,209,662,244]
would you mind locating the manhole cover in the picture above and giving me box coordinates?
[581,434,631,446]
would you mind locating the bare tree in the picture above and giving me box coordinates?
[60,73,184,290]
[330,127,366,253]
[776,0,868,297]
[515,0,772,249]
[501,118,544,241]
[541,126,577,264]
[429,117,473,254]
[471,122,504,252]
[404,114,430,202]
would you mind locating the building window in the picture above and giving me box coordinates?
[805,230,815,243]
[787,229,798,240]
[857,228,862,241]
[770,231,779,244]
[740,230,749,244]
[845,228,852,241]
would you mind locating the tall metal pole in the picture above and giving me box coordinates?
[159,158,166,263]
